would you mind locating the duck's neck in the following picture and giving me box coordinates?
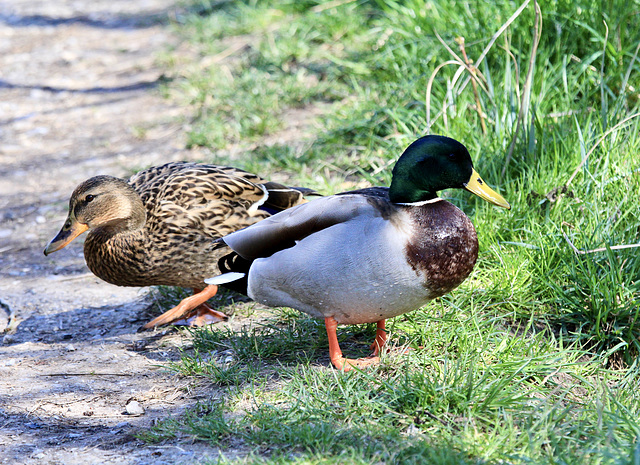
[84,214,149,287]
[394,197,443,207]
[388,161,441,204]
[388,178,438,204]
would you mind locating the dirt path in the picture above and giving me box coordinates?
[0,1,229,463]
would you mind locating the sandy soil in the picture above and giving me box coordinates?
[0,1,240,463]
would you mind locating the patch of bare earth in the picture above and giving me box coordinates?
[0,1,281,463]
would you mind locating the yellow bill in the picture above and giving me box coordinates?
[463,169,510,209]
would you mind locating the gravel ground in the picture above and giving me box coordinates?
[0,1,235,463]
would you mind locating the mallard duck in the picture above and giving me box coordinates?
[44,162,311,329]
[206,135,510,371]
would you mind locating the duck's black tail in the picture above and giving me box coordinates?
[214,249,252,295]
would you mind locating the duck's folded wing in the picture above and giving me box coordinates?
[223,194,382,259]
[261,182,318,212]
[143,168,267,237]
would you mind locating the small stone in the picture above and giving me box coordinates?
[405,424,421,436]
[66,344,76,352]
[125,400,145,416]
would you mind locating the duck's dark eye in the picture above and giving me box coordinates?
[85,194,95,203]
[448,152,456,159]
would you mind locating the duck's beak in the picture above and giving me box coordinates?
[463,169,511,209]
[43,215,89,256]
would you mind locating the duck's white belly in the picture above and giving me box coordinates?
[246,214,433,324]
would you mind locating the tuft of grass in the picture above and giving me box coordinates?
[550,244,640,365]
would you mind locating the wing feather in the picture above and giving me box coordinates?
[128,163,272,239]
[223,193,387,259]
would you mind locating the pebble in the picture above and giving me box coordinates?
[125,400,145,416]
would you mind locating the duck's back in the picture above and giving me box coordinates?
[130,162,271,239]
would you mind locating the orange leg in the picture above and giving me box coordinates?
[325,316,345,369]
[141,285,227,330]
[370,320,387,356]
[324,316,382,371]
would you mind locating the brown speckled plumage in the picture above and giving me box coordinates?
[46,162,309,291]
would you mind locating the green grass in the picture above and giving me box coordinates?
[145,306,640,464]
[145,0,640,462]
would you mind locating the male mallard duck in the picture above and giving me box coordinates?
[44,162,311,329]
[206,135,510,371]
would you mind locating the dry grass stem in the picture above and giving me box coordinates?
[502,0,541,178]
[563,232,640,255]
[456,36,487,134]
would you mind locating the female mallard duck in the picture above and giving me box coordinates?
[44,162,311,329]
[206,135,510,371]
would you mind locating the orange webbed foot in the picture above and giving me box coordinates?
[141,285,225,330]
[331,355,381,372]
[174,302,228,327]
[325,317,387,372]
